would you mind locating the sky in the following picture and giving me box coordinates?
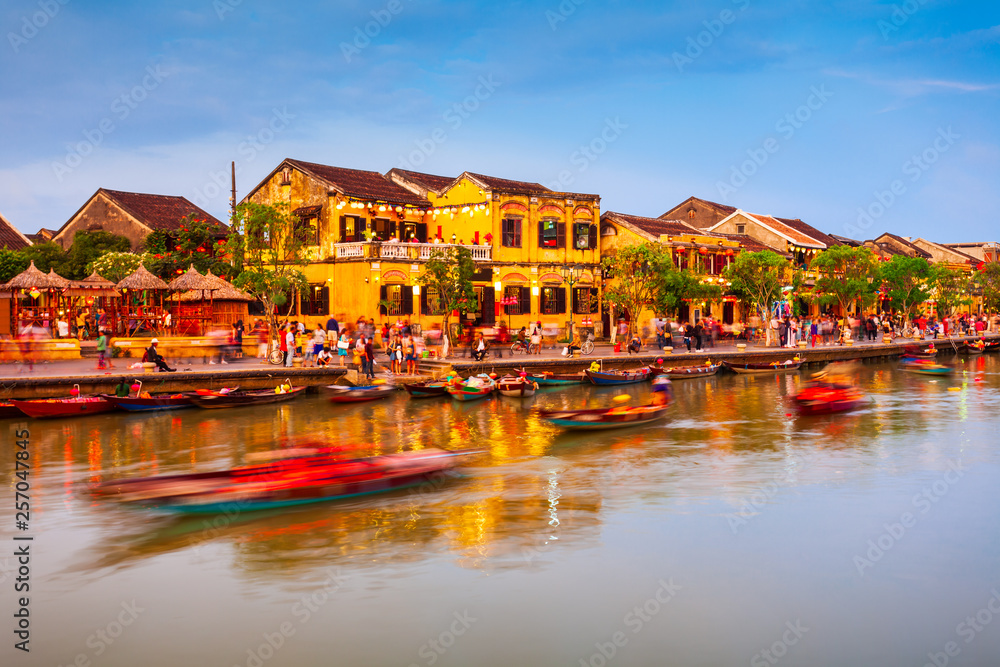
[1,0,998,243]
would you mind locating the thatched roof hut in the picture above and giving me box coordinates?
[2,261,55,289]
[65,271,118,298]
[116,265,169,291]
[46,269,71,289]
[167,265,218,293]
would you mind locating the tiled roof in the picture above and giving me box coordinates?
[286,159,429,207]
[387,169,456,193]
[829,234,862,247]
[604,212,718,238]
[101,189,226,232]
[659,196,737,219]
[878,233,933,259]
[772,216,838,247]
[721,233,782,253]
[746,214,825,248]
[0,212,31,250]
[464,172,552,195]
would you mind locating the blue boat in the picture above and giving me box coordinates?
[585,368,651,386]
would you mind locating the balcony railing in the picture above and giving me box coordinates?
[334,242,492,262]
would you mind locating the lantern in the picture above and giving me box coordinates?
[70,386,80,397]
[28,287,41,299]
[675,246,687,254]
[725,248,734,256]
[698,247,708,255]
[130,383,140,392]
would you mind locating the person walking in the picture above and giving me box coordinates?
[693,320,704,351]
[364,336,375,379]
[337,330,350,367]
[284,325,295,367]
[95,328,111,370]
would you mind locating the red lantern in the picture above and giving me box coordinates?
[675,246,687,254]
[725,248,734,256]
[70,386,79,397]
[130,383,140,392]
[698,247,708,255]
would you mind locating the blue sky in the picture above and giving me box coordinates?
[1,0,998,242]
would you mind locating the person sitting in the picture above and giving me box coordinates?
[145,338,176,372]
[114,378,131,397]
[628,332,642,354]
[472,332,489,361]
[567,331,582,358]
[316,345,332,367]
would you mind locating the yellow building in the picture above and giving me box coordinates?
[244,160,603,339]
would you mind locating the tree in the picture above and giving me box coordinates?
[0,249,29,283]
[723,250,791,344]
[145,214,231,280]
[931,266,973,318]
[86,252,148,283]
[808,245,881,317]
[973,262,1000,313]
[62,231,132,279]
[20,241,68,274]
[601,243,668,338]
[879,255,935,323]
[226,202,310,351]
[651,258,722,320]
[416,246,477,346]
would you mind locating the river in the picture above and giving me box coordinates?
[4,354,1000,666]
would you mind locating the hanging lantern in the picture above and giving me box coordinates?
[725,248,735,256]
[698,247,708,255]
[70,386,80,397]
[675,246,687,254]
[28,288,41,299]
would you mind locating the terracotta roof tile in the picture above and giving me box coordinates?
[0,212,32,250]
[879,233,933,259]
[659,196,737,220]
[101,189,226,232]
[773,216,838,247]
[387,169,456,193]
[721,233,782,253]
[604,212,714,238]
[287,159,429,207]
[749,214,825,247]
[464,172,552,195]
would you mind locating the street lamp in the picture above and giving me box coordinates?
[562,264,584,340]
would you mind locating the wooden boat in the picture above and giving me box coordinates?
[402,380,451,398]
[537,403,669,430]
[447,374,496,401]
[902,344,937,358]
[323,383,395,403]
[963,340,986,354]
[984,339,1000,352]
[791,383,866,416]
[497,375,537,398]
[585,368,652,386]
[722,360,803,375]
[0,402,25,419]
[188,386,307,409]
[104,393,196,412]
[91,448,477,514]
[900,358,953,376]
[12,396,116,419]
[194,386,240,396]
[653,363,721,380]
[526,371,588,386]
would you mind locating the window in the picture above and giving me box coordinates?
[573,287,599,314]
[280,167,292,186]
[339,216,366,243]
[372,218,395,240]
[379,284,413,316]
[541,287,566,314]
[421,287,441,315]
[504,286,530,315]
[573,223,591,249]
[300,284,329,316]
[295,215,319,246]
[502,218,522,247]
[538,219,565,249]
[736,224,746,235]
[600,224,617,237]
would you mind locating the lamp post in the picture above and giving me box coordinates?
[562,264,583,340]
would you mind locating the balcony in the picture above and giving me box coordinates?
[333,241,492,262]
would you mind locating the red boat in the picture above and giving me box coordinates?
[323,383,395,403]
[0,402,24,419]
[791,383,866,416]
[12,396,116,419]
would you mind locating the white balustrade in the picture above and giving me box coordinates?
[334,242,491,261]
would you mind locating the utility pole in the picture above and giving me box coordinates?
[229,161,236,221]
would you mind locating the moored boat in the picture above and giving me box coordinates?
[104,393,196,412]
[323,383,395,403]
[900,359,953,376]
[585,368,651,386]
[447,374,496,401]
[402,380,451,398]
[189,385,307,409]
[0,402,25,419]
[91,448,479,514]
[722,360,803,375]
[902,344,938,358]
[526,371,588,386]
[497,375,537,398]
[12,395,116,419]
[791,383,866,416]
[984,339,1000,352]
[537,403,669,430]
[654,363,721,380]
[963,340,986,354]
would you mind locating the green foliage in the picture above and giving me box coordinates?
[973,262,1000,313]
[602,243,670,336]
[416,246,477,345]
[879,255,935,318]
[86,252,149,283]
[0,249,29,283]
[723,250,791,319]
[146,214,232,280]
[932,266,973,317]
[652,261,722,320]
[808,245,881,316]
[20,241,68,274]
[63,231,131,279]
[227,202,313,346]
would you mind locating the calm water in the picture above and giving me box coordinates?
[4,355,1000,666]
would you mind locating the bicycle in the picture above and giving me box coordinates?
[510,340,539,355]
[580,333,595,355]
[267,347,285,365]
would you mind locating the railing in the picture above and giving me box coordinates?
[334,242,491,261]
